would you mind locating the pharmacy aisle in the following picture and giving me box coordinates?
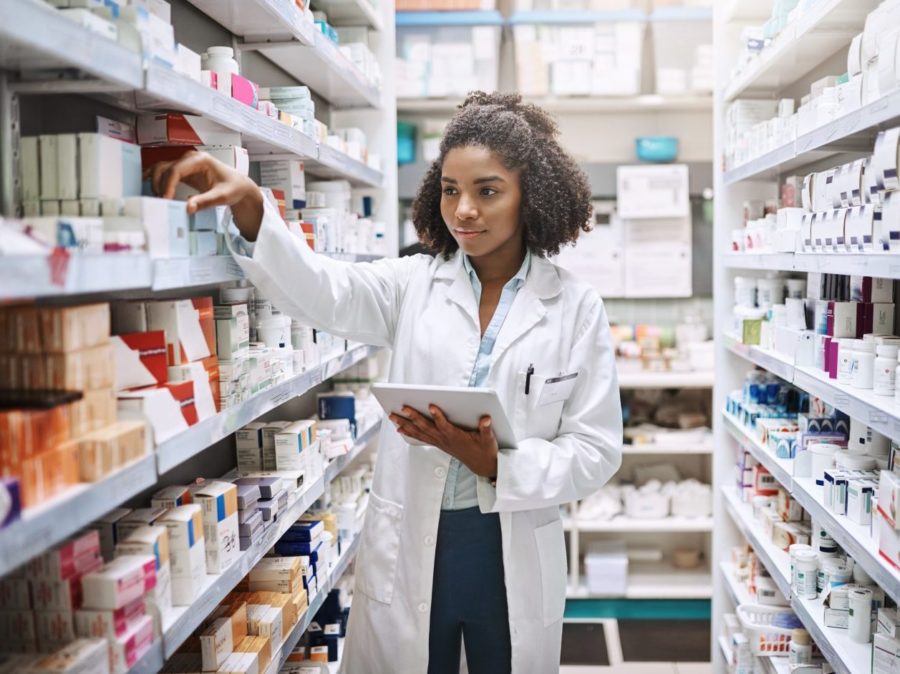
[0,0,395,670]
[714,1,900,674]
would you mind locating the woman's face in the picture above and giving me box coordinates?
[440,145,523,259]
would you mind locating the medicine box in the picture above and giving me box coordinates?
[159,505,206,605]
[874,633,900,674]
[215,303,250,360]
[112,331,168,392]
[262,421,292,471]
[146,297,215,366]
[80,554,156,610]
[116,507,168,543]
[78,133,142,200]
[109,613,154,673]
[878,470,900,528]
[234,476,283,500]
[200,602,247,671]
[235,634,272,672]
[26,530,102,582]
[74,596,145,641]
[137,113,242,147]
[150,485,192,510]
[28,638,109,674]
[190,481,240,573]
[274,420,317,471]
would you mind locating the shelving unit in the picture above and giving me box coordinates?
[567,516,714,534]
[397,95,713,115]
[568,562,713,600]
[617,370,715,389]
[713,2,897,669]
[0,0,397,668]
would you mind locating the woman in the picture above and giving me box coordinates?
[150,92,623,674]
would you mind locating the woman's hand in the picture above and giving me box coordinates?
[146,152,264,241]
[389,406,499,478]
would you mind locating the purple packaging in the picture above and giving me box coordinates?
[236,484,260,510]
[234,476,282,499]
[238,501,259,525]
[238,510,264,538]
[1,478,22,528]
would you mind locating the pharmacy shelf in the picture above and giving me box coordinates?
[722,412,794,490]
[251,30,380,109]
[140,65,319,161]
[724,89,900,185]
[395,10,504,26]
[622,442,713,455]
[312,0,383,31]
[722,364,900,605]
[0,252,153,301]
[723,333,795,382]
[724,251,900,279]
[0,0,143,88]
[157,419,378,660]
[568,564,713,600]
[308,144,383,187]
[718,635,733,665]
[617,370,715,389]
[155,344,379,474]
[397,94,713,115]
[719,562,752,606]
[722,486,792,598]
[0,454,157,577]
[723,0,876,102]
[273,531,361,670]
[568,516,714,533]
[791,594,871,674]
[152,256,245,291]
[183,0,314,43]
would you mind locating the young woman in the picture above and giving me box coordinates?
[149,92,623,674]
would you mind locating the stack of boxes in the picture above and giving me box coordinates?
[214,297,250,411]
[113,525,172,636]
[190,481,240,575]
[159,505,207,605]
[235,477,288,531]
[274,519,333,602]
[0,303,148,515]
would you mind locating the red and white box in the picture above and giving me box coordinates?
[109,614,154,674]
[80,555,157,611]
[118,380,197,443]
[31,557,102,612]
[0,577,32,610]
[137,113,241,147]
[167,361,217,421]
[75,597,146,640]
[147,298,215,365]
[35,609,77,645]
[27,531,102,582]
[113,331,168,392]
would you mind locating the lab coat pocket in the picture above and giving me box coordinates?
[534,519,567,626]
[527,375,567,440]
[355,491,404,605]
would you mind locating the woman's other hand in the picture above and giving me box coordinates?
[146,152,264,241]
[389,406,499,478]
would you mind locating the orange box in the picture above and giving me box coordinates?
[234,636,271,672]
[77,420,147,482]
[39,303,110,353]
[19,440,78,507]
[69,388,117,438]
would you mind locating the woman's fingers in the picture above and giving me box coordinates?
[479,416,496,447]
[187,184,232,214]
[161,153,210,200]
[149,160,175,198]
[429,405,454,432]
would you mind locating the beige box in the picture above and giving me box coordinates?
[159,505,206,605]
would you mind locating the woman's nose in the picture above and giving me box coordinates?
[456,194,478,220]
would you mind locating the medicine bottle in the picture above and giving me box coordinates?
[836,338,855,385]
[850,340,875,389]
[874,344,899,395]
[206,46,240,77]
[789,629,812,664]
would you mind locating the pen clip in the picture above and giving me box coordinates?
[525,363,534,395]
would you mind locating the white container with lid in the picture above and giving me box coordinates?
[835,453,876,470]
[848,587,873,643]
[817,557,852,593]
[837,338,856,385]
[734,276,757,308]
[757,276,785,310]
[791,546,818,599]
[850,339,875,389]
[206,46,239,76]
[789,629,812,665]
[785,278,807,299]
[810,444,840,487]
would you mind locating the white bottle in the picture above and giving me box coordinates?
[206,46,240,76]
[836,338,856,385]
[848,587,873,643]
[874,344,899,395]
[789,629,812,665]
[850,340,875,389]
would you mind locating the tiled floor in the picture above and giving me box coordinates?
[560,663,713,674]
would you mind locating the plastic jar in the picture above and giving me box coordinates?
[816,529,839,558]
[789,629,812,665]
[791,546,818,599]
[206,46,240,76]
[734,276,757,308]
[850,340,876,389]
[757,276,785,310]
[874,344,899,395]
[785,278,807,299]
[837,338,856,385]
[817,558,852,593]
[810,443,840,487]
[836,453,877,471]
[849,587,873,643]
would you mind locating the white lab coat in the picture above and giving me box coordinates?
[229,198,623,674]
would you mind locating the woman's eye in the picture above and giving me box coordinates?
[443,187,457,196]
[480,187,497,197]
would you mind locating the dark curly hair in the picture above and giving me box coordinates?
[411,91,593,259]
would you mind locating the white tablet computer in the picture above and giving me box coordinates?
[371,383,518,449]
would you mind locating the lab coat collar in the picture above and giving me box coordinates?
[433,250,562,300]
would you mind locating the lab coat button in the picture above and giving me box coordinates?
[434,467,446,478]
[418,602,428,613]
[424,535,435,546]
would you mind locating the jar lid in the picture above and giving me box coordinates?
[791,629,811,645]
[835,453,877,470]
[207,46,234,57]
[853,339,874,352]
[877,344,899,357]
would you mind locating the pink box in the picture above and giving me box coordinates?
[231,74,259,108]
[80,555,157,610]
[75,597,146,640]
[110,614,154,674]
[27,531,102,581]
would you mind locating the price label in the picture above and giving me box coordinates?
[834,394,851,407]
[869,411,889,425]
[271,390,290,407]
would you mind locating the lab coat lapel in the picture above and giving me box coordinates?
[436,252,480,330]
[492,255,561,362]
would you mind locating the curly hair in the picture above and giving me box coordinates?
[411,91,593,259]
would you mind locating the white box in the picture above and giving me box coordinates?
[876,507,900,571]
[28,638,110,674]
[191,481,240,573]
[74,597,146,639]
[117,387,190,444]
[879,470,900,528]
[584,541,628,595]
[215,304,250,360]
[39,135,59,199]
[874,633,900,674]
[78,133,142,200]
[159,505,206,605]
[80,555,156,610]
[258,160,305,209]
[21,136,40,201]
[176,44,201,81]
[274,421,317,472]
[109,613,153,674]
[121,197,189,259]
[201,145,249,177]
[56,134,79,201]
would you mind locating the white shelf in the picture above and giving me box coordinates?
[719,562,752,606]
[568,563,713,600]
[0,253,153,301]
[567,516,713,533]
[312,0,383,31]
[308,144,383,187]
[722,412,794,490]
[791,593,873,674]
[250,31,380,109]
[152,256,246,291]
[271,530,361,671]
[0,454,157,577]
[724,0,877,102]
[397,94,712,115]
[157,420,378,660]
[724,252,900,278]
[126,642,165,674]
[616,370,715,389]
[156,344,378,474]
[0,0,143,87]
[724,89,900,184]
[622,443,713,455]
[183,0,313,43]
[722,486,792,598]
[718,634,733,665]
[723,333,795,382]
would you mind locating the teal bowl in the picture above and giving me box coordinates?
[635,136,679,163]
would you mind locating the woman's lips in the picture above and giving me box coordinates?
[455,229,484,239]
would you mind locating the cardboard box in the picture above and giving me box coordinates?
[26,531,101,581]
[234,635,271,672]
[21,136,40,202]
[74,597,145,639]
[150,485,192,510]
[876,507,900,570]
[77,420,147,483]
[87,507,131,562]
[200,602,247,671]
[879,470,900,529]
[0,577,31,610]
[274,420,317,472]
[159,505,206,605]
[874,633,900,674]
[80,554,156,610]
[121,197,190,259]
[214,304,250,361]
[28,638,108,673]
[117,385,190,444]
[109,613,154,674]
[190,481,240,574]
[78,133,142,200]
[137,113,241,147]
[258,160,305,209]
[39,134,59,199]
[146,297,215,366]
[112,331,168,391]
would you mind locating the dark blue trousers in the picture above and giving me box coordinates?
[427,507,512,674]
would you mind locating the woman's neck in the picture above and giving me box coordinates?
[468,236,526,285]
